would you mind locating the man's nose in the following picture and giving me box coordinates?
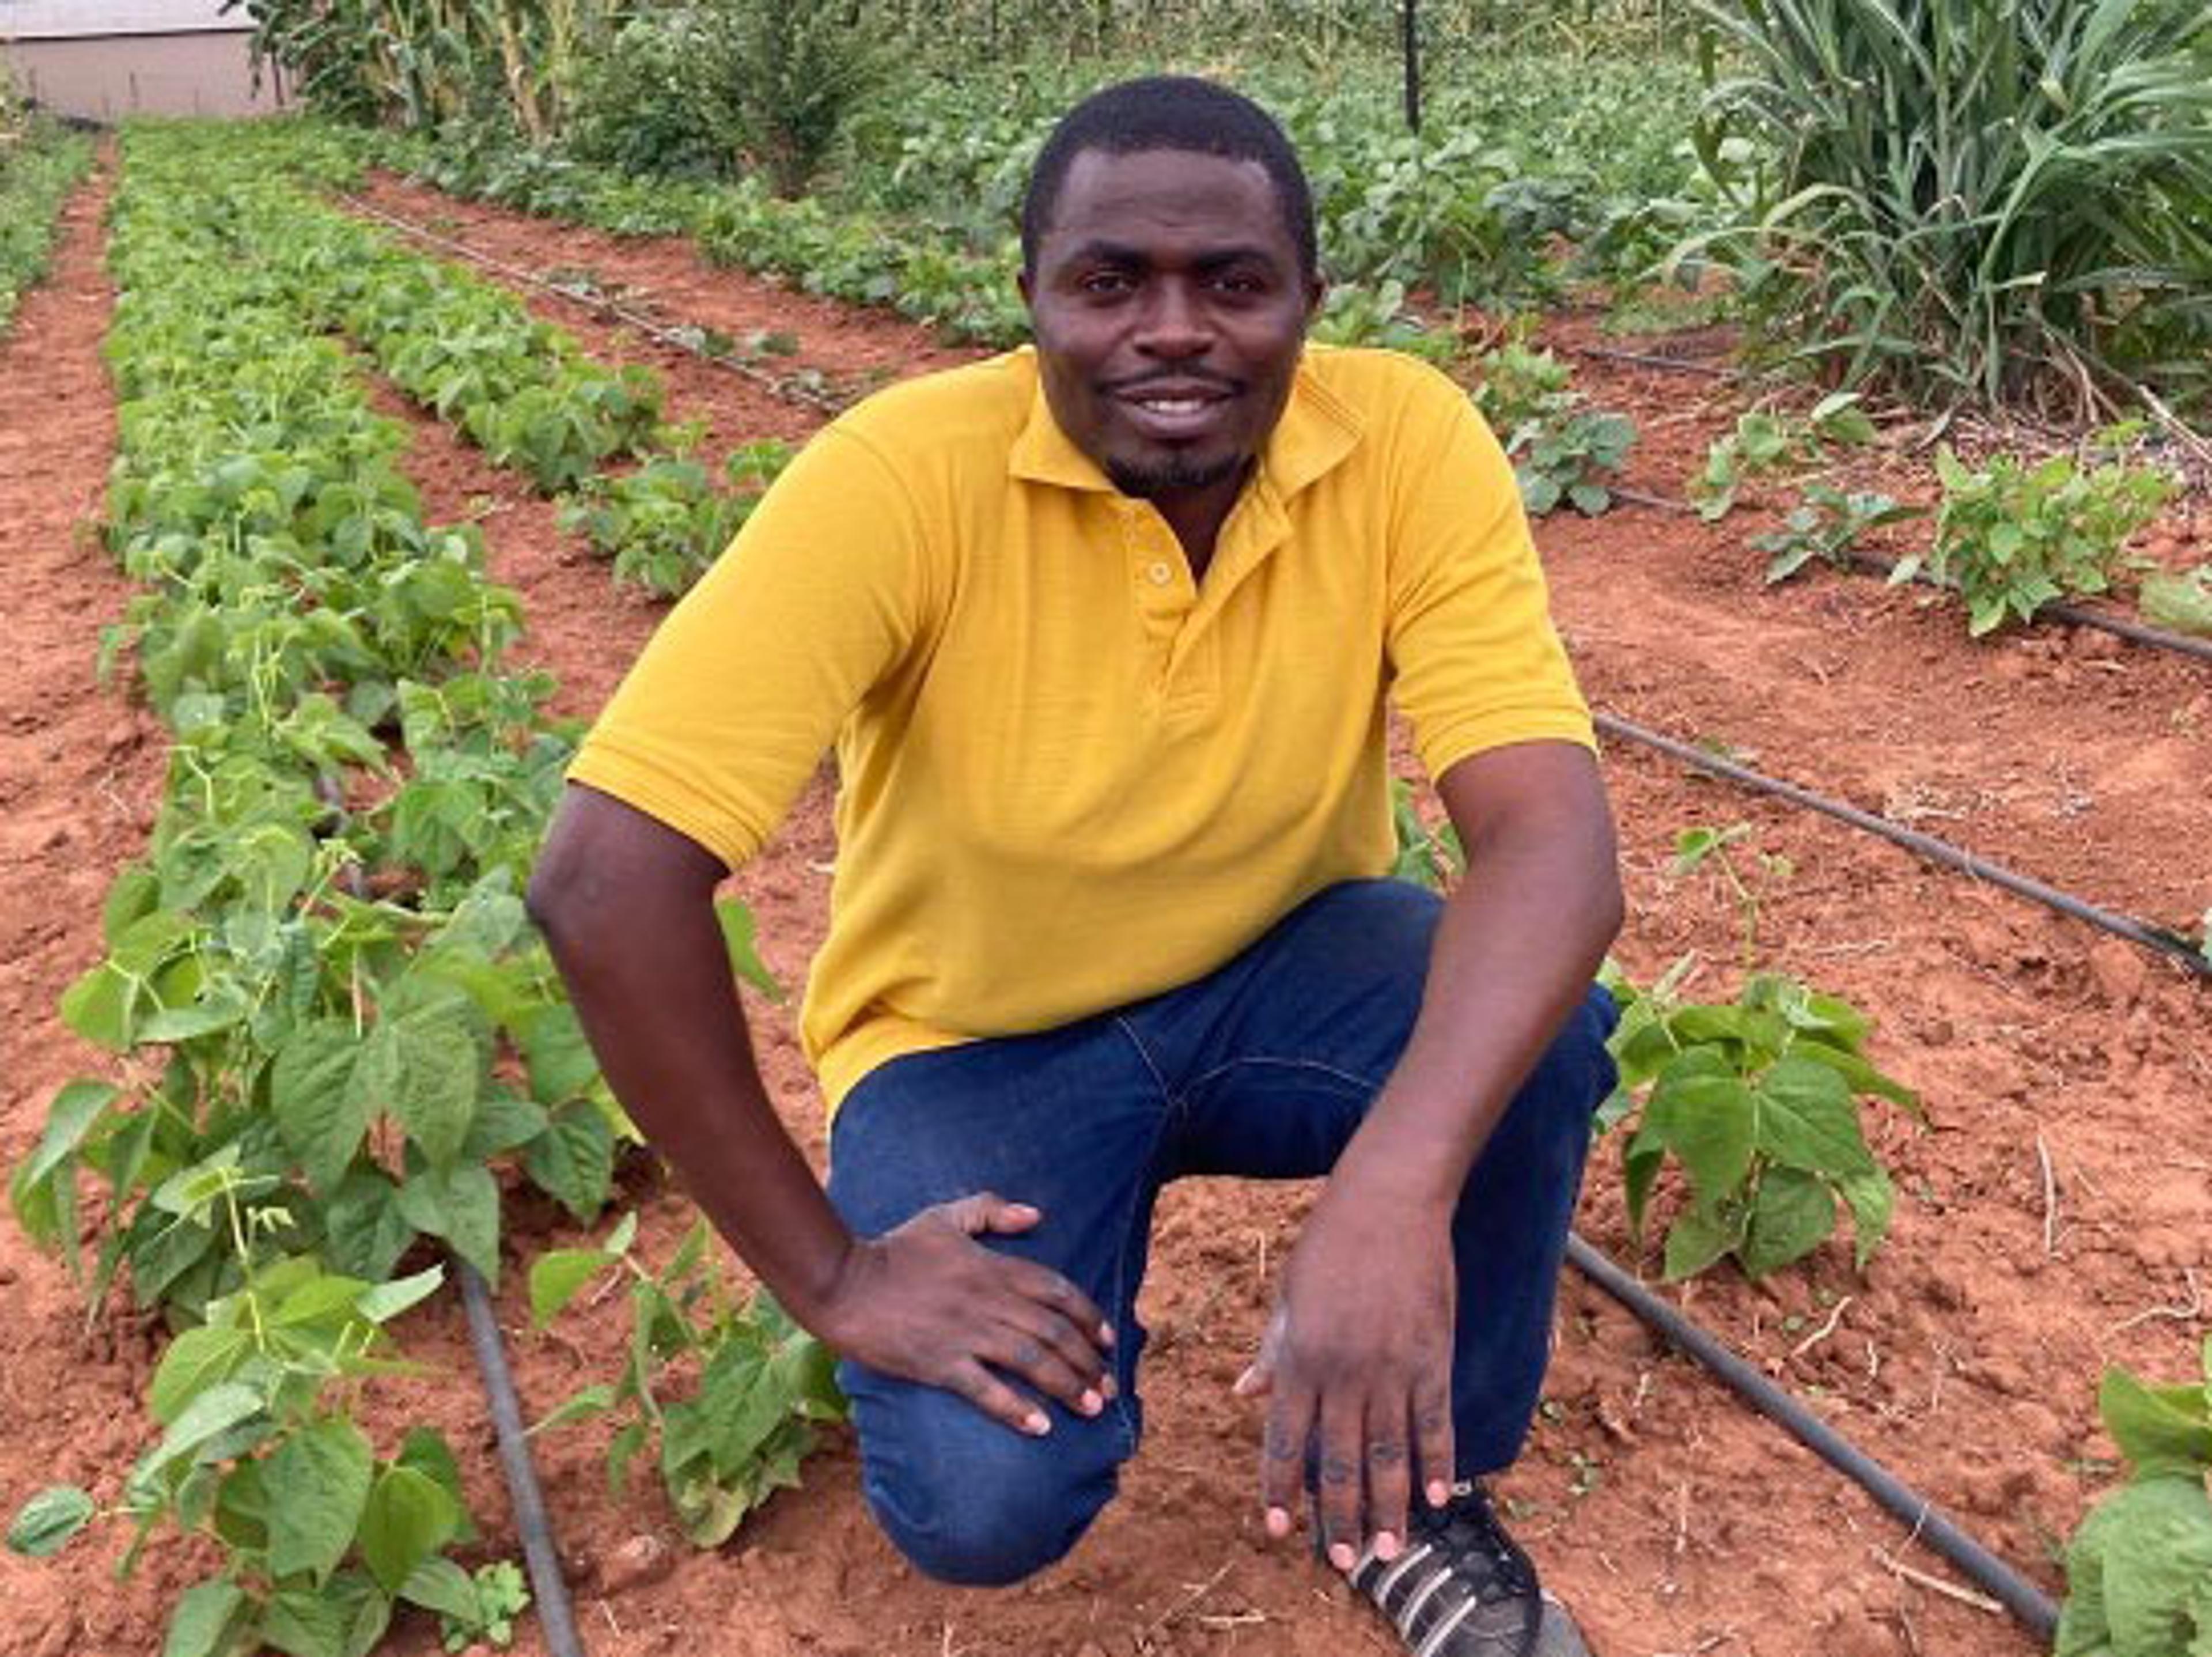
[1133,279,1213,357]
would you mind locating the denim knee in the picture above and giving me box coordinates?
[849,1368,1126,1587]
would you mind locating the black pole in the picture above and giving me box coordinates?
[1402,0,1422,133]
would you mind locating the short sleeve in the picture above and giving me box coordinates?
[566,425,931,868]
[1382,375,1594,780]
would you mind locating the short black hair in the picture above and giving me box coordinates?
[1020,76,1317,281]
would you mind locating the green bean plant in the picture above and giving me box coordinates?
[2055,1337,2212,1657]
[1598,958,1921,1281]
[1893,437,2176,635]
[529,1213,848,1548]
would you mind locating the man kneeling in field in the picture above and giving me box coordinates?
[529,75,1622,1657]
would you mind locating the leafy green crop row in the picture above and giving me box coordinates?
[1,114,94,335]
[6,122,831,1655]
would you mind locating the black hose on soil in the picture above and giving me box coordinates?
[1564,1234,2062,1640]
[1835,550,2212,667]
[459,1258,589,1657]
[1594,710,2212,982]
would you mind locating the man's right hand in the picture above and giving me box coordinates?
[815,1192,1118,1437]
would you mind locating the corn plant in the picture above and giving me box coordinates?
[1681,0,2212,422]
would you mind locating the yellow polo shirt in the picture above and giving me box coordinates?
[568,344,1592,1110]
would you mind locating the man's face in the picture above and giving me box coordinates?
[1020,147,1321,505]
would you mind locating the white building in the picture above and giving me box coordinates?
[1,0,288,120]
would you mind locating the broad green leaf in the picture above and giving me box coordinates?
[524,1099,613,1224]
[1661,1201,1747,1281]
[390,1016,480,1170]
[323,1169,414,1283]
[358,1464,459,1594]
[150,1325,253,1424]
[60,962,134,1051]
[103,864,161,943]
[2081,1477,2212,1653]
[271,1020,373,1194]
[1622,1131,1665,1241]
[20,1080,120,1189]
[271,1272,375,1331]
[162,1579,248,1657]
[327,1570,392,1657]
[394,1428,477,1546]
[1835,1164,1894,1268]
[355,1265,444,1325]
[1643,1054,1758,1205]
[460,1092,548,1160]
[6,1485,94,1557]
[530,1247,616,1328]
[1755,1056,1876,1176]
[398,1554,479,1621]
[520,1002,598,1103]
[694,1341,790,1479]
[1738,1167,1837,1279]
[396,1161,500,1284]
[672,1467,751,1548]
[213,1461,268,1551]
[262,1587,346,1657]
[137,984,251,1045]
[135,1380,265,1487]
[266,1416,374,1583]
[2102,1367,2212,1482]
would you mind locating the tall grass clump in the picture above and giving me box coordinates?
[1682,0,2212,423]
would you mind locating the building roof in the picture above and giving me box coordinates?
[0,0,250,41]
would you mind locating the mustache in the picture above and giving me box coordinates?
[1101,370,1242,396]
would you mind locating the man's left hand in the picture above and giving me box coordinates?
[1236,1181,1457,1569]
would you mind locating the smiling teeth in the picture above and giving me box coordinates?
[1138,399,1209,415]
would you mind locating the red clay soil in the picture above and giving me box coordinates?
[2,162,2208,1657]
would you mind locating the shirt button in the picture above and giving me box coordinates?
[1147,561,1173,586]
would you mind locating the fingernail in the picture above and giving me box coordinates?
[1027,1412,1051,1436]
[1232,1367,1254,1395]
[1426,1480,1449,1508]
[1080,1389,1103,1415]
[1375,1531,1400,1562]
[1328,1542,1357,1572]
[1099,1374,1118,1401]
[1099,1323,1116,1347]
[1265,1507,1291,1538]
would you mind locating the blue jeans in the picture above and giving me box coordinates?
[826,877,1619,1587]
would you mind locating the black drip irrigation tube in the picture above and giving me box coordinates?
[1593,709,2212,983]
[334,192,851,418]
[1564,1234,2061,1639]
[316,785,590,1655]
[459,1258,589,1657]
[1835,550,2212,668]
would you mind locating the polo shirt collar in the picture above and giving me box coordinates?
[1007,346,1364,501]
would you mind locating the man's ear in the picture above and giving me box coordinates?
[1017,268,1035,309]
[1304,277,1326,324]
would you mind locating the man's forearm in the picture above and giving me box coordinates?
[1334,744,1622,1209]
[528,788,857,1327]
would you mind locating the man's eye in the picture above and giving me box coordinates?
[1210,273,1266,296]
[1080,271,1134,296]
